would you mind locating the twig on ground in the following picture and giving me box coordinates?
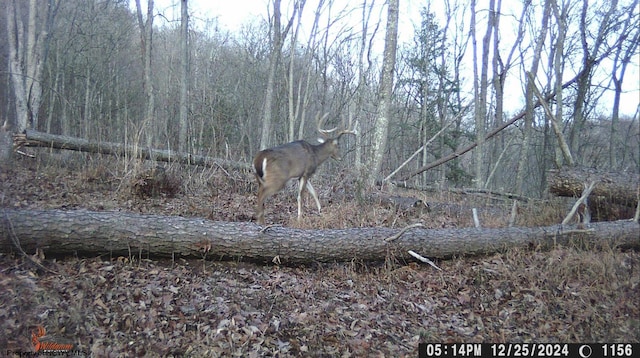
[408,250,442,271]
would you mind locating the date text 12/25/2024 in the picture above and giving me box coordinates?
[419,343,638,358]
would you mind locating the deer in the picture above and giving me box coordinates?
[253,114,356,225]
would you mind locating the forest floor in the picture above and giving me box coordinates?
[0,154,638,357]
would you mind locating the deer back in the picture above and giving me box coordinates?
[253,139,339,183]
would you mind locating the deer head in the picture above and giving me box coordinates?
[253,113,356,225]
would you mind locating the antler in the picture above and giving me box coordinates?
[316,112,337,136]
[335,112,357,139]
[316,112,357,139]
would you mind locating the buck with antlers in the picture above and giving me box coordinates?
[253,114,356,225]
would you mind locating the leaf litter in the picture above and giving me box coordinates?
[0,157,638,356]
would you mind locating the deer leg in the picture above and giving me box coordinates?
[256,180,284,225]
[297,177,306,220]
[255,181,266,225]
[305,181,322,214]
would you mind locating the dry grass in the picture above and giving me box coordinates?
[1,154,638,356]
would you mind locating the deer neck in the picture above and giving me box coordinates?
[311,141,335,162]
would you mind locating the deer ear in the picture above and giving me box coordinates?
[317,138,325,143]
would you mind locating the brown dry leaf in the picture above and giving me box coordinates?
[0,160,638,356]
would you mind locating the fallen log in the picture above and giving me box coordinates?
[548,167,639,220]
[2,209,638,264]
[16,129,251,171]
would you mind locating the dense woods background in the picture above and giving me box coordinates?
[2,0,638,197]
[1,2,639,355]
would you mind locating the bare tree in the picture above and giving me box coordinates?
[365,0,399,188]
[549,0,575,167]
[354,0,380,171]
[568,0,618,158]
[440,0,471,188]
[5,0,57,133]
[485,0,529,189]
[515,0,550,195]
[178,0,189,152]
[5,0,29,133]
[401,6,452,187]
[471,0,496,189]
[260,0,296,150]
[6,0,638,198]
[609,0,639,169]
[135,0,156,149]
[286,0,311,142]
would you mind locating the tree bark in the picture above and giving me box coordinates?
[516,0,550,195]
[488,0,505,190]
[261,0,282,150]
[0,123,12,166]
[135,0,156,150]
[5,0,54,133]
[19,129,250,171]
[365,0,398,188]
[178,0,189,152]
[1,209,638,264]
[353,0,378,173]
[527,72,575,166]
[287,0,306,143]
[473,0,494,189]
[549,0,574,167]
[548,167,639,208]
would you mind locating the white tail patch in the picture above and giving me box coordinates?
[260,157,268,181]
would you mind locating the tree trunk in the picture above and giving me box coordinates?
[0,123,12,166]
[516,0,550,195]
[353,0,377,173]
[178,0,189,152]
[365,0,398,188]
[488,0,504,190]
[548,167,639,208]
[260,0,283,150]
[549,0,575,167]
[18,129,250,171]
[527,72,574,167]
[473,0,494,189]
[135,0,156,150]
[287,0,305,142]
[6,0,27,133]
[6,0,56,134]
[2,209,638,264]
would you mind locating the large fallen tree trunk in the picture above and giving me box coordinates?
[548,167,639,220]
[16,129,251,171]
[548,167,639,205]
[2,209,638,264]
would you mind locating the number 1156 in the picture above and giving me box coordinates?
[602,344,633,357]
